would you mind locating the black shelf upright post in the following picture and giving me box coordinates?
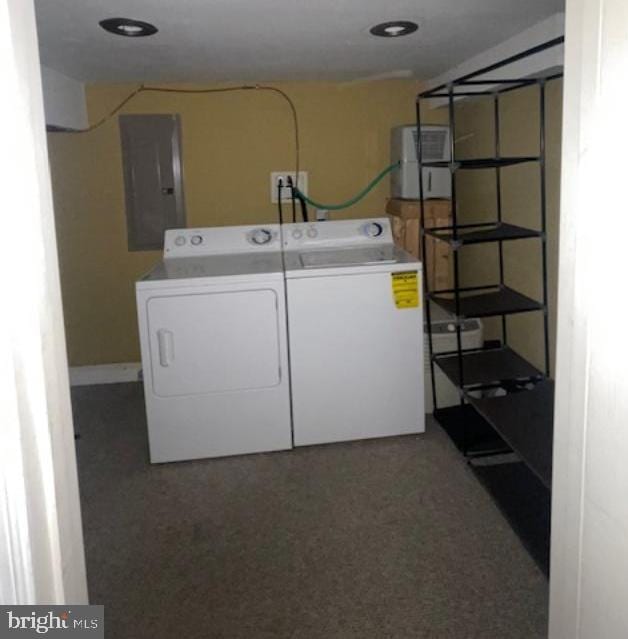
[494,91,508,346]
[447,81,468,453]
[416,96,439,414]
[539,79,551,377]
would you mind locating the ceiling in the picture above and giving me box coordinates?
[35,0,564,84]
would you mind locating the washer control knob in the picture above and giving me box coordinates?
[251,228,273,245]
[291,228,303,240]
[174,235,187,246]
[306,226,318,239]
[364,222,384,238]
[191,235,203,246]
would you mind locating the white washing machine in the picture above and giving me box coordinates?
[136,224,292,463]
[283,217,425,446]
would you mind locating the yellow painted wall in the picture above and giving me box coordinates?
[453,78,563,372]
[48,80,446,366]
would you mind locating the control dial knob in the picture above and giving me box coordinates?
[364,222,383,238]
[251,228,273,245]
[190,235,203,246]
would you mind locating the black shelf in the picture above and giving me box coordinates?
[417,38,560,575]
[434,404,510,457]
[468,381,554,488]
[430,286,544,319]
[425,222,542,247]
[470,460,551,575]
[434,346,543,388]
[422,156,539,170]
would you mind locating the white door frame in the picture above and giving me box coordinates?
[549,0,628,636]
[0,0,87,604]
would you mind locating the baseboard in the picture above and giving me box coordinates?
[69,362,142,386]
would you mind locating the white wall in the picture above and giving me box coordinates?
[0,0,87,603]
[549,0,628,637]
[41,65,87,130]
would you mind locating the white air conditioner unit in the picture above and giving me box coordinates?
[391,125,451,200]
[424,318,484,413]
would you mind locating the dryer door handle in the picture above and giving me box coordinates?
[157,329,174,367]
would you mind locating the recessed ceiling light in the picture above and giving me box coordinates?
[99,17,158,37]
[370,21,419,38]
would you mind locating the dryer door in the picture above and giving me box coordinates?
[147,288,281,397]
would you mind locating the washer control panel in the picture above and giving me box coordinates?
[164,225,280,257]
[248,228,274,246]
[283,217,392,250]
[362,222,384,238]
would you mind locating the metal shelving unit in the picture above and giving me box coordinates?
[416,38,563,574]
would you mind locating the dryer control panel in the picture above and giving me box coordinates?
[164,225,281,258]
[283,217,392,250]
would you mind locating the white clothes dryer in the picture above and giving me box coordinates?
[136,225,292,463]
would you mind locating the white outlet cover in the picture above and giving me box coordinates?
[270,171,308,203]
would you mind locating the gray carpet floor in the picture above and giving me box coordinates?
[72,383,548,638]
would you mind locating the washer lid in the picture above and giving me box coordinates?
[299,246,397,269]
[284,244,419,278]
[138,251,285,288]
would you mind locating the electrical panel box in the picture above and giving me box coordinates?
[390,125,451,200]
[120,114,186,251]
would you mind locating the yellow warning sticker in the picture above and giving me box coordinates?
[392,271,420,309]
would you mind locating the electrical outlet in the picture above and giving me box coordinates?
[270,171,308,203]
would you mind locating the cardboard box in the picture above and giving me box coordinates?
[386,198,452,293]
[385,198,421,220]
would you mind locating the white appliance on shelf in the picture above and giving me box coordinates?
[282,217,424,447]
[136,224,292,463]
[391,124,451,200]
[424,316,484,413]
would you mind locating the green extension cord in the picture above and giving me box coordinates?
[294,161,400,211]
